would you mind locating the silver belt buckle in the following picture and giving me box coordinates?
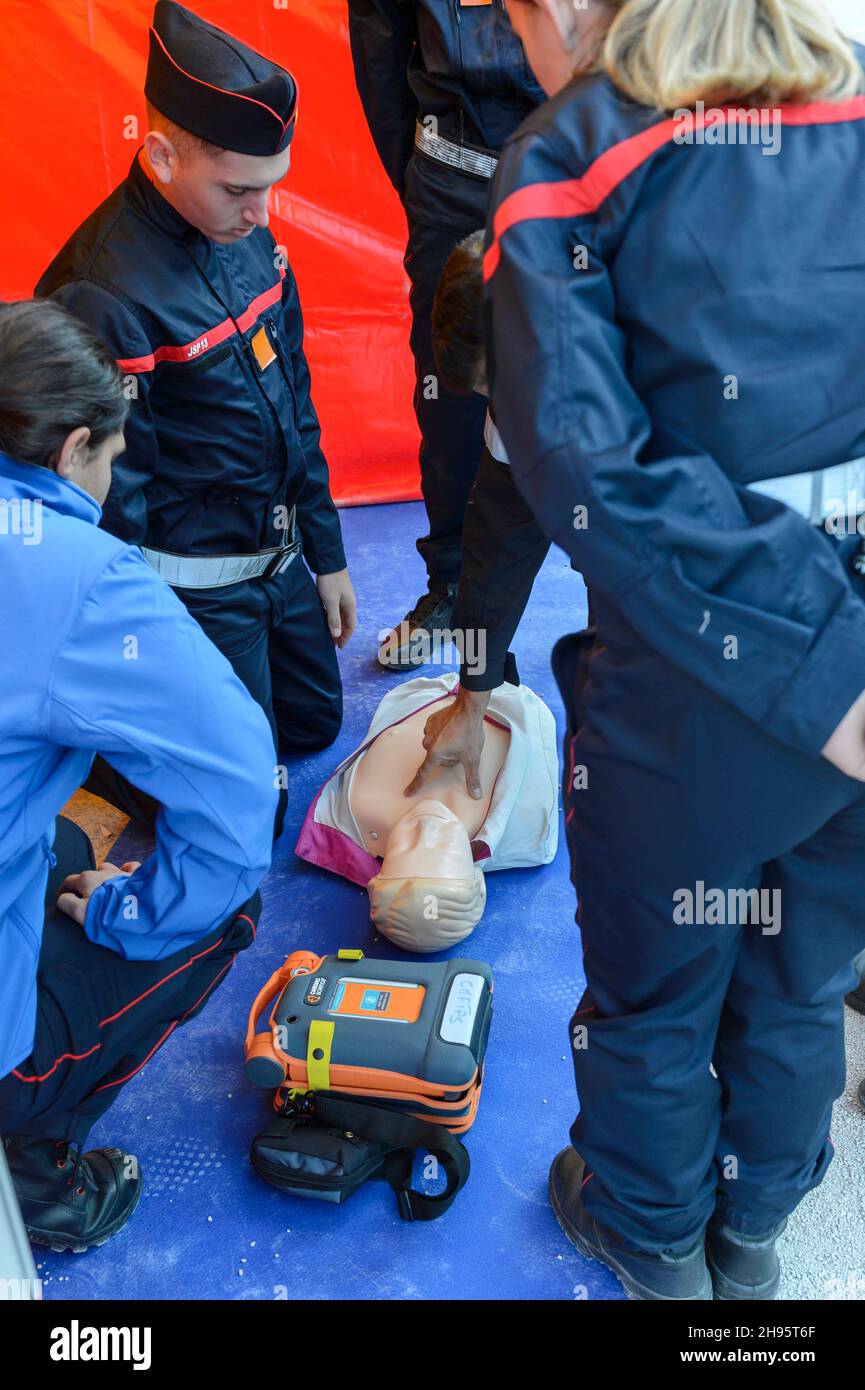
[263,507,300,579]
[263,539,301,579]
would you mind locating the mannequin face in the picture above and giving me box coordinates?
[379,799,474,881]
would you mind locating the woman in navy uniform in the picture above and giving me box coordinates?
[347,0,544,666]
[420,0,865,1299]
[37,2,356,835]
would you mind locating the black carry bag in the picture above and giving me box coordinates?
[250,1091,470,1221]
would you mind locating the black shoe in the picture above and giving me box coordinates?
[548,1147,712,1301]
[377,584,459,670]
[858,1077,865,1112]
[846,978,865,1015]
[705,1216,786,1300]
[3,1132,142,1253]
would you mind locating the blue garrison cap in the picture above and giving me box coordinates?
[145,0,298,156]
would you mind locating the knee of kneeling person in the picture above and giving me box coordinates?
[277,699,343,755]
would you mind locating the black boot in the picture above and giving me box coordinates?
[3,1132,142,1253]
[548,1147,712,1300]
[377,584,459,670]
[705,1215,787,1300]
[846,978,865,1015]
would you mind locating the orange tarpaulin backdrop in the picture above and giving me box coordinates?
[0,0,420,506]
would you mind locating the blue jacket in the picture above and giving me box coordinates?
[0,454,278,1079]
[485,65,865,759]
[35,154,346,574]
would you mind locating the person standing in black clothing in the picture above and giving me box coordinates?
[347,0,544,668]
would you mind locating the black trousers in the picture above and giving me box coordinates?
[555,587,865,1253]
[0,817,259,1147]
[85,553,342,836]
[404,152,491,589]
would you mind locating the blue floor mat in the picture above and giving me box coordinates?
[41,500,624,1301]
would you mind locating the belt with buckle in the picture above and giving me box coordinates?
[141,508,301,590]
[414,119,499,181]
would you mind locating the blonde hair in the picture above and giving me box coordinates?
[600,0,863,110]
[367,869,487,953]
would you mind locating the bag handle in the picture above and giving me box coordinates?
[244,951,324,1058]
[310,1093,471,1221]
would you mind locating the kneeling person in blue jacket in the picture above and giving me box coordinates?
[0,300,278,1252]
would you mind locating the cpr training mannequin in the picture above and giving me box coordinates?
[352,704,510,951]
[295,674,559,952]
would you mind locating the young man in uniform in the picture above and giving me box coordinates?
[37,2,356,833]
[347,0,543,667]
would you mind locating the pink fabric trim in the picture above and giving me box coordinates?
[295,789,381,887]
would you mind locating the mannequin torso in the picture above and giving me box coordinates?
[349,697,510,856]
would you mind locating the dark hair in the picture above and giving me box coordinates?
[431,229,486,396]
[0,299,128,469]
[145,100,226,158]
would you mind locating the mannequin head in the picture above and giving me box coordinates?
[367,800,487,952]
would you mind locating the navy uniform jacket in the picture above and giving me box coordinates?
[347,0,544,202]
[35,154,346,575]
[479,63,865,756]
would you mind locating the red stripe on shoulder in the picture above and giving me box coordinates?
[484,93,865,281]
[484,116,678,280]
[776,93,865,125]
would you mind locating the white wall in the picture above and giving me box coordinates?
[824,0,865,42]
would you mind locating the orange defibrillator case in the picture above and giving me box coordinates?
[244,950,494,1134]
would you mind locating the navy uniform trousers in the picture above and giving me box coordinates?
[556,548,865,1253]
[404,151,490,589]
[0,817,259,1147]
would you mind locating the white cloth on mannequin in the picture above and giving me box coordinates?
[295,674,560,887]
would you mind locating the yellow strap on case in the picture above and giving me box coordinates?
[337,949,364,961]
[307,1020,335,1090]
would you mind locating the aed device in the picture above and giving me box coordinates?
[244,950,494,1134]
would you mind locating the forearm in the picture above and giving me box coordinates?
[295,466,347,575]
[280,268,348,574]
[347,0,418,200]
[452,448,550,690]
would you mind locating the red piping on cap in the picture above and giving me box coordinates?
[149,27,298,141]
